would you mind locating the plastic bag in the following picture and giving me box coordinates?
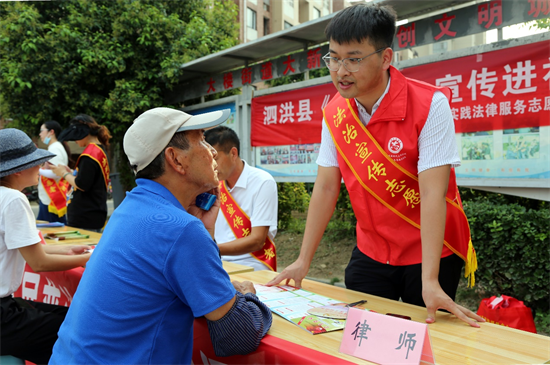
[477,295,536,333]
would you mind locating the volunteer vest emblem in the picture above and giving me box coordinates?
[388,137,403,154]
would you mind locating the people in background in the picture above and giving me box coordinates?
[205,126,278,272]
[52,114,111,232]
[50,108,272,364]
[0,128,90,364]
[37,121,71,223]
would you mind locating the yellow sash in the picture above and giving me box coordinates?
[219,181,277,271]
[324,99,477,286]
[41,176,70,217]
[76,143,110,191]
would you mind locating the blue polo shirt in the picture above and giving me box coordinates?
[50,179,236,365]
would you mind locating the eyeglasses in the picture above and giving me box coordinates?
[40,129,49,132]
[322,47,386,73]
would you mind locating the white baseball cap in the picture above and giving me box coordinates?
[124,107,230,173]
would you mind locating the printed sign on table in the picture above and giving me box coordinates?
[340,308,435,365]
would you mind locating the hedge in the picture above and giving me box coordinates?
[277,183,549,313]
[462,197,549,313]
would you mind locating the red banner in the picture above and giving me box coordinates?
[251,83,337,146]
[401,40,550,133]
[192,318,356,364]
[13,264,84,307]
[250,41,549,146]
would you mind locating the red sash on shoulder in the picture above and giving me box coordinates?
[324,98,477,286]
[40,176,70,217]
[76,143,110,191]
[219,181,277,271]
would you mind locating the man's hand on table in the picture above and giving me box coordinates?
[266,259,309,288]
[423,278,485,328]
[232,280,256,295]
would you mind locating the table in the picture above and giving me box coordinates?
[13,225,98,306]
[39,225,102,246]
[14,233,253,307]
[192,270,550,365]
[222,261,254,274]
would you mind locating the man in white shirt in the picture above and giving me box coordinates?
[205,126,278,271]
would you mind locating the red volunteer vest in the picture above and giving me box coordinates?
[323,66,476,285]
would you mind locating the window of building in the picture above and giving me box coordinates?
[313,7,321,19]
[323,0,329,12]
[247,8,257,30]
[263,0,270,12]
[284,21,293,29]
[264,17,270,35]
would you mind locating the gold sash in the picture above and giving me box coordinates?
[75,143,110,191]
[41,176,70,217]
[219,181,277,271]
[324,98,477,286]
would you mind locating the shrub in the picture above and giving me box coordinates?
[277,182,310,230]
[462,195,549,313]
[324,184,357,239]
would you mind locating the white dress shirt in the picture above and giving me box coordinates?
[215,161,278,271]
[317,77,460,173]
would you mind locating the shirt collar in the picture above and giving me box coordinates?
[355,76,392,118]
[135,178,186,212]
[229,160,250,192]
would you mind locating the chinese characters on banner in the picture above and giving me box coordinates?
[169,45,329,103]
[13,264,84,307]
[401,41,549,133]
[251,83,336,177]
[251,83,336,146]
[393,0,549,50]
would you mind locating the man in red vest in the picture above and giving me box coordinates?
[269,3,484,328]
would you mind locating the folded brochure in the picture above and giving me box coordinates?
[254,284,367,335]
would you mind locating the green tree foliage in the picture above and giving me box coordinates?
[277,182,310,230]
[0,0,239,176]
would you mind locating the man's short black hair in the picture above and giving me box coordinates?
[204,126,240,156]
[135,132,190,180]
[325,4,397,50]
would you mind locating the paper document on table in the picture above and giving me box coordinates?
[254,284,347,334]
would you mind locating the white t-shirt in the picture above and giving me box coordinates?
[38,141,69,205]
[215,161,278,271]
[317,78,460,173]
[0,187,41,297]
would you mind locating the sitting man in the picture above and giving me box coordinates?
[50,108,272,364]
[205,126,278,271]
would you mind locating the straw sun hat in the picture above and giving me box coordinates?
[0,128,55,178]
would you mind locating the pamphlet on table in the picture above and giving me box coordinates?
[255,284,363,334]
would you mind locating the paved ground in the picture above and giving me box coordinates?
[30,199,116,219]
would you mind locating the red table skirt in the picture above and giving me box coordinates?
[13,267,352,364]
[193,318,355,364]
[13,264,84,307]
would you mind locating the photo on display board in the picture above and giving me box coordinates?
[461,131,494,161]
[503,128,540,160]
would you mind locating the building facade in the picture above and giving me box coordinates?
[233,0,350,43]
